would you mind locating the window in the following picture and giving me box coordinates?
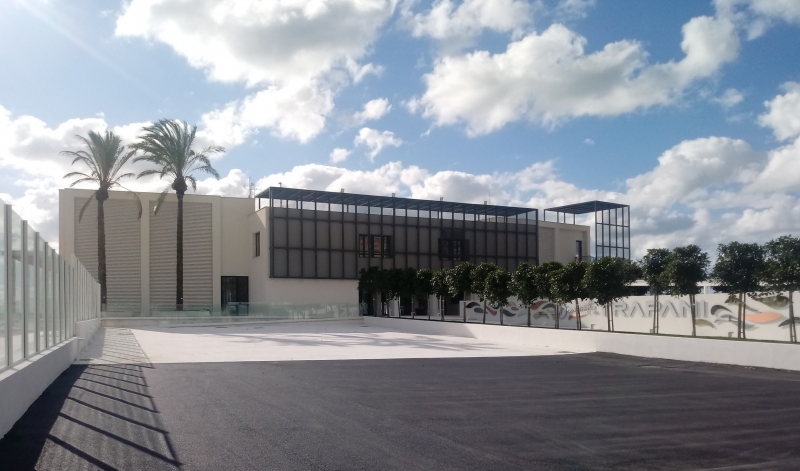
[439,238,468,261]
[254,232,261,257]
[358,235,392,258]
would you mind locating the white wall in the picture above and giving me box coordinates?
[537,220,591,264]
[0,339,79,439]
[461,292,797,343]
[365,317,800,372]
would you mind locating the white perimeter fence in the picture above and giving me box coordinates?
[455,292,796,342]
[0,198,100,372]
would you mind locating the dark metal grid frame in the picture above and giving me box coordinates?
[265,188,539,279]
[543,201,630,260]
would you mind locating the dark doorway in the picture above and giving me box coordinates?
[221,276,249,315]
[576,240,583,260]
[400,296,413,317]
[359,291,375,316]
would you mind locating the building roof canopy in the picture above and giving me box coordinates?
[544,201,629,215]
[256,187,536,218]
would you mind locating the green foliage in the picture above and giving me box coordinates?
[132,119,223,213]
[550,261,589,306]
[663,245,710,297]
[62,130,142,221]
[449,262,475,298]
[471,262,500,301]
[534,261,563,301]
[510,263,538,307]
[640,248,670,294]
[584,257,639,306]
[383,268,417,300]
[414,269,434,299]
[431,268,452,299]
[761,235,800,294]
[485,270,513,309]
[710,242,764,296]
[358,266,382,294]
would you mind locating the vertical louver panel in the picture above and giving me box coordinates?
[74,198,141,313]
[149,201,212,310]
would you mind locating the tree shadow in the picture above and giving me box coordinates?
[0,363,181,470]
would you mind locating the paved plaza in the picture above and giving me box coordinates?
[3,320,800,470]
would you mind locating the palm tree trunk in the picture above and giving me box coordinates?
[575,299,581,330]
[500,304,504,325]
[176,190,184,311]
[97,196,107,312]
[527,305,531,327]
[482,300,487,324]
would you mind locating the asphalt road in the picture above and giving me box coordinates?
[3,354,800,470]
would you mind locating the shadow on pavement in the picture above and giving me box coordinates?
[0,364,180,471]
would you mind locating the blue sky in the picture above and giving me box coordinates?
[0,0,799,256]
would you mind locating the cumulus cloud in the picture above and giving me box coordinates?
[116,0,398,144]
[712,88,744,109]
[555,0,596,21]
[716,0,800,39]
[353,98,391,124]
[758,82,800,141]
[329,148,351,164]
[197,82,334,146]
[354,127,402,159]
[409,14,739,135]
[403,0,533,51]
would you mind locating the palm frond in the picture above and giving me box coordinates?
[69,177,99,187]
[185,175,197,191]
[115,185,144,220]
[153,186,171,215]
[77,192,97,223]
[63,171,93,180]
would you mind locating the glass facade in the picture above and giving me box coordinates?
[25,224,36,355]
[0,201,99,371]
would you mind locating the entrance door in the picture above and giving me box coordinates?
[575,240,583,261]
[221,276,249,315]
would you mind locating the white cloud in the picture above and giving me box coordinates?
[197,82,334,146]
[758,82,800,141]
[195,169,252,198]
[410,15,739,135]
[555,0,596,21]
[583,138,595,145]
[403,0,534,51]
[712,88,744,108]
[117,0,398,145]
[329,148,351,164]
[353,98,391,124]
[716,0,800,39]
[354,127,402,159]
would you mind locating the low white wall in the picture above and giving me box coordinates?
[0,339,80,439]
[75,318,101,354]
[365,317,800,371]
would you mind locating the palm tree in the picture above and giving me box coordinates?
[62,130,142,311]
[132,120,223,310]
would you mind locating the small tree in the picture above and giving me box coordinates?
[664,245,710,337]
[472,262,500,323]
[640,248,670,334]
[512,263,539,327]
[485,270,513,324]
[711,242,765,339]
[584,258,640,332]
[535,261,564,328]
[358,266,381,316]
[449,262,475,322]
[431,268,452,320]
[761,235,800,343]
[414,269,434,320]
[551,261,589,330]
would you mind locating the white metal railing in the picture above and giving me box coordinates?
[1,197,100,372]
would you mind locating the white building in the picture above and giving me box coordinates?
[59,187,598,317]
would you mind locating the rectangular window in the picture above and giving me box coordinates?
[358,235,392,258]
[439,238,468,261]
[254,232,261,257]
